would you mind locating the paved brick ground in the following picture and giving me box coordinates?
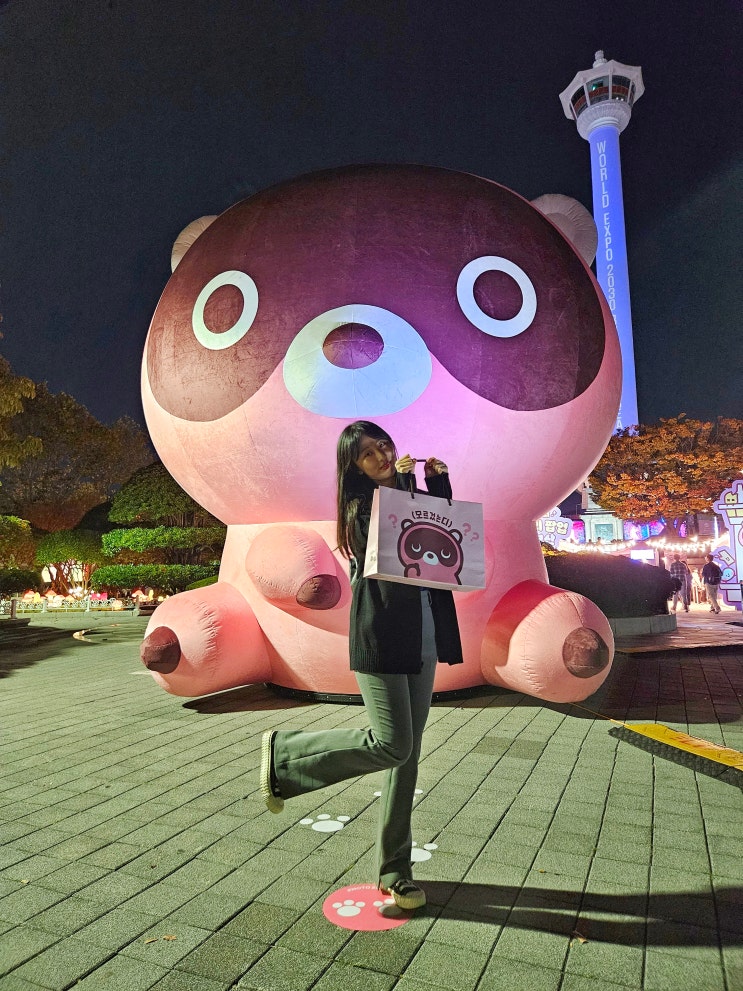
[0,613,741,990]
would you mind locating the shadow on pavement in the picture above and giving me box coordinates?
[0,626,82,678]
[183,683,314,714]
[425,881,742,945]
[0,620,145,678]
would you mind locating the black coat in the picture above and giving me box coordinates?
[348,472,464,674]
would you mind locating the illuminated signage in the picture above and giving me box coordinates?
[712,481,743,608]
[536,507,573,550]
[589,126,638,430]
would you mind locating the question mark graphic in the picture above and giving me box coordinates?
[471,532,479,542]
[462,522,471,536]
[388,514,398,529]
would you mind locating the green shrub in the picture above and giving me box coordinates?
[0,567,43,598]
[90,564,217,596]
[545,553,676,618]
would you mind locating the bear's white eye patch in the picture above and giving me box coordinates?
[457,256,536,339]
[192,270,258,351]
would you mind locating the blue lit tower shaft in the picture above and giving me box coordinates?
[589,125,637,429]
[559,52,644,430]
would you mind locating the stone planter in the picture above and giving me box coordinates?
[607,613,677,636]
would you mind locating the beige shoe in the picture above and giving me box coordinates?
[381,878,426,910]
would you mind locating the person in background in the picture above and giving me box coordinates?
[669,554,691,613]
[691,567,705,605]
[701,554,723,614]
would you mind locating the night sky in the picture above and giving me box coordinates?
[1,0,741,430]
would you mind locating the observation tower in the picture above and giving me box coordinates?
[560,51,644,430]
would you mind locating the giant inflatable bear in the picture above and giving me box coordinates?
[140,165,621,702]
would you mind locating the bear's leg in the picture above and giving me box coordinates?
[482,580,613,703]
[140,582,270,697]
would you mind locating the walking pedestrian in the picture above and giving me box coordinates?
[259,420,463,911]
[701,554,723,614]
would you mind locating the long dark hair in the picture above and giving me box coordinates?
[336,420,397,559]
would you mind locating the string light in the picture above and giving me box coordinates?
[557,535,722,555]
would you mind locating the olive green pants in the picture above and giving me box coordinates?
[272,591,438,887]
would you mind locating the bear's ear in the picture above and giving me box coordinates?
[449,529,463,544]
[400,519,414,531]
[530,194,597,265]
[170,215,217,271]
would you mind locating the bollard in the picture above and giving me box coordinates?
[10,597,18,620]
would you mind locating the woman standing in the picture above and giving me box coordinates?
[260,420,462,910]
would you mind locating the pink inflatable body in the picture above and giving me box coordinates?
[141,165,621,702]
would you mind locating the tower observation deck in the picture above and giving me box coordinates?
[560,51,644,430]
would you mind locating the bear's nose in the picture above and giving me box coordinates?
[323,323,384,368]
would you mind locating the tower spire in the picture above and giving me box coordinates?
[559,53,644,430]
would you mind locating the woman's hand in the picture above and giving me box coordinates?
[395,453,415,474]
[424,457,448,477]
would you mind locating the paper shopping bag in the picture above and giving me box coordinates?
[363,485,485,592]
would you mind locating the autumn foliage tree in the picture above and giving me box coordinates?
[0,354,41,470]
[589,415,743,536]
[0,515,41,597]
[0,516,37,567]
[0,384,151,531]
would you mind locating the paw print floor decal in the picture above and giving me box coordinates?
[411,841,437,862]
[322,884,412,930]
[299,814,351,832]
[373,788,424,802]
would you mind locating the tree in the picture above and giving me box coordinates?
[108,462,220,527]
[36,530,109,595]
[0,516,37,567]
[105,462,225,566]
[0,384,152,531]
[0,354,41,470]
[589,415,743,536]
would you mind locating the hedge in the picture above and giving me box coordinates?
[90,565,217,595]
[545,553,677,618]
[102,526,225,555]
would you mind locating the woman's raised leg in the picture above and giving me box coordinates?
[270,672,414,800]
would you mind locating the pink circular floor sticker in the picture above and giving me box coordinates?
[322,883,412,930]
